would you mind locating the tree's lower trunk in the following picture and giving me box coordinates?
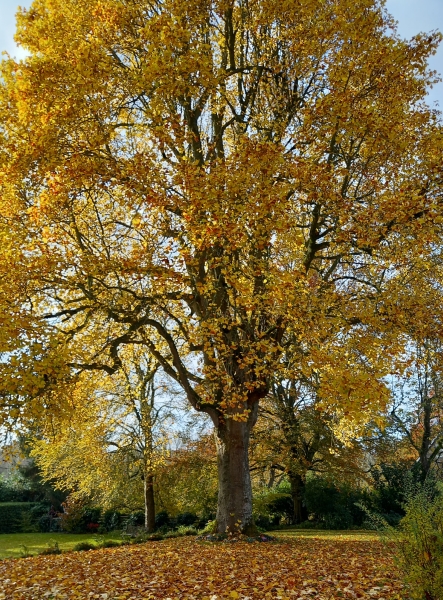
[214,407,258,535]
[289,473,308,524]
[144,473,155,532]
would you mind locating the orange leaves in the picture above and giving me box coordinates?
[0,536,404,599]
[0,0,442,436]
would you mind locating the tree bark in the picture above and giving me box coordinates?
[289,472,308,524]
[213,406,258,535]
[144,473,155,532]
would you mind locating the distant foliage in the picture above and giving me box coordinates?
[176,512,198,527]
[100,510,122,532]
[58,496,103,533]
[0,503,37,533]
[253,480,293,528]
[369,462,412,525]
[303,477,369,529]
[0,474,34,503]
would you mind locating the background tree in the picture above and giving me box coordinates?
[252,388,369,524]
[389,338,443,482]
[30,353,175,531]
[155,433,218,521]
[0,0,442,533]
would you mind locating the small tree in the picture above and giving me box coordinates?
[30,350,175,531]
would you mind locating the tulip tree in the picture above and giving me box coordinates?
[0,0,442,533]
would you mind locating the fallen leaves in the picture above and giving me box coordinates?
[0,535,404,599]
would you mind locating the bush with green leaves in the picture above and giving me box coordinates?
[0,502,38,533]
[154,510,170,528]
[253,480,293,528]
[303,477,368,529]
[127,510,145,526]
[163,531,180,539]
[19,510,38,533]
[146,532,163,541]
[101,509,122,531]
[0,474,30,502]
[390,481,443,600]
[177,525,198,536]
[101,540,122,548]
[176,512,198,527]
[199,519,217,535]
[73,541,97,552]
[39,540,62,555]
[368,461,413,526]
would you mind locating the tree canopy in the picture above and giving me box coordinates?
[0,0,442,532]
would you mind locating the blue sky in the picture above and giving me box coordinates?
[0,0,442,105]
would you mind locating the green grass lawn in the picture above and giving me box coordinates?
[0,528,380,560]
[268,528,380,541]
[0,531,123,559]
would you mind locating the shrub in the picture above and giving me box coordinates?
[176,512,198,526]
[303,477,367,529]
[0,473,36,503]
[30,503,50,521]
[155,510,170,528]
[164,531,180,538]
[127,510,145,526]
[391,481,443,600]
[177,525,198,536]
[82,507,101,523]
[19,510,38,533]
[73,542,97,552]
[19,544,33,558]
[59,497,102,533]
[199,519,217,534]
[58,496,85,532]
[253,481,293,525]
[39,540,61,555]
[38,514,51,532]
[131,533,150,544]
[147,533,164,541]
[0,502,37,533]
[0,476,23,502]
[369,461,412,525]
[102,540,122,548]
[101,509,122,532]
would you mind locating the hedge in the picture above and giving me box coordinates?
[0,502,38,533]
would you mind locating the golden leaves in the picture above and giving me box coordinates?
[0,536,404,599]
[0,0,442,426]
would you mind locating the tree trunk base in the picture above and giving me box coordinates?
[214,409,258,535]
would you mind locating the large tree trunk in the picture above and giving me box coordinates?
[213,406,258,535]
[289,472,308,524]
[144,473,155,532]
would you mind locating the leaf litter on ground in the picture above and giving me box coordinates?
[0,535,404,599]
